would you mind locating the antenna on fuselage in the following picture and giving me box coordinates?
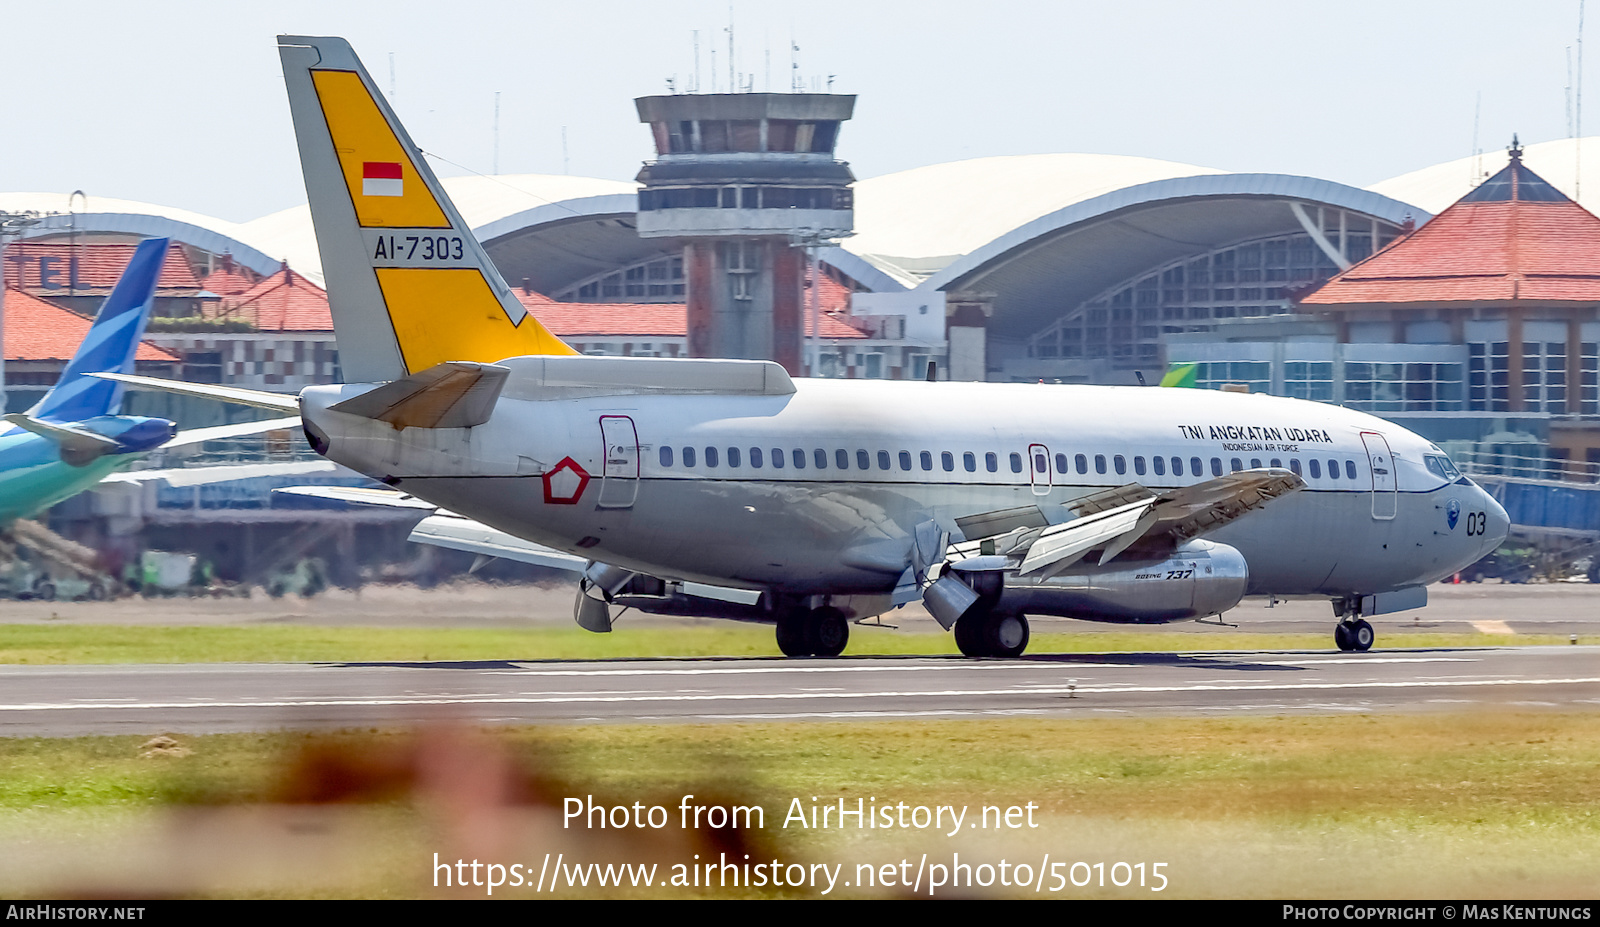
[1136,371,1148,386]
[925,360,937,382]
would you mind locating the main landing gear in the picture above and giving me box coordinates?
[953,609,1030,658]
[1334,618,1375,652]
[775,606,850,657]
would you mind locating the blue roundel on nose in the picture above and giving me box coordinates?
[1446,499,1461,530]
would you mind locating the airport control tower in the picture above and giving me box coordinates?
[634,93,855,374]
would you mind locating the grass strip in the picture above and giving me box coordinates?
[0,623,1592,664]
[1,714,1597,897]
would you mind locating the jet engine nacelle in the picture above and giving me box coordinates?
[995,539,1249,624]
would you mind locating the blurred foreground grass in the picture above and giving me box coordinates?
[0,622,1592,663]
[1,713,1598,898]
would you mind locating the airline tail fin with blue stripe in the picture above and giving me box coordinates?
[30,237,169,424]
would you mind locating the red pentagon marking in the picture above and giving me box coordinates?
[542,456,591,505]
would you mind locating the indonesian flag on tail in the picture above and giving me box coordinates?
[362,161,404,197]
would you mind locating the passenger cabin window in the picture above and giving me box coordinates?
[1134,456,1146,476]
[1192,457,1204,477]
[942,451,955,472]
[1289,458,1301,476]
[1346,460,1358,480]
[1034,452,1047,474]
[1171,457,1184,477]
[814,449,827,469]
[921,451,934,471]
[705,447,719,468]
[660,446,674,467]
[1055,453,1069,474]
[1094,454,1107,475]
[771,448,784,468]
[878,451,891,470]
[792,449,806,469]
[1230,458,1243,472]
[835,449,849,470]
[1152,456,1165,476]
[1270,458,1282,468]
[728,447,741,467]
[1327,458,1340,479]
[986,452,999,473]
[899,451,913,471]
[1075,454,1088,475]
[1010,453,1024,474]
[1250,458,1262,469]
[1114,455,1127,475]
[857,450,871,470]
[1210,458,1223,476]
[964,452,977,472]
[750,447,763,468]
[1309,459,1321,479]
[683,447,696,467]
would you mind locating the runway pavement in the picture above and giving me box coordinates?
[2,646,1596,736]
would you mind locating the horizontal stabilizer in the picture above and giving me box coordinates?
[329,362,508,429]
[90,373,301,414]
[3,413,120,455]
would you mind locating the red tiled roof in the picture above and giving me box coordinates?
[3,241,200,296]
[2,287,178,363]
[1299,156,1600,307]
[514,291,867,339]
[199,264,257,297]
[220,266,333,332]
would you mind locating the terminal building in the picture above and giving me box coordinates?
[9,91,1600,571]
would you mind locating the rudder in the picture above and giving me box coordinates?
[277,35,575,384]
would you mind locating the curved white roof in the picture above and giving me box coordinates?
[1370,136,1600,215]
[844,153,1228,272]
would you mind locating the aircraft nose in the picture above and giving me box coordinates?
[1478,484,1510,551]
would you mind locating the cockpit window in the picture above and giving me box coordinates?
[1425,454,1462,481]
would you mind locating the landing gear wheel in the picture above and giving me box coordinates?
[775,611,813,657]
[985,612,1030,658]
[1334,622,1355,651]
[1351,619,1375,652]
[953,611,989,657]
[811,606,849,657]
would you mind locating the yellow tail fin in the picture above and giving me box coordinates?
[279,36,575,382]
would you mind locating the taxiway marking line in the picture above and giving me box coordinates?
[0,676,1594,713]
[487,656,1478,677]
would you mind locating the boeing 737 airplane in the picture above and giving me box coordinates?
[0,237,298,526]
[108,36,1509,658]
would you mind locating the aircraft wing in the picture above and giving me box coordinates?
[948,469,1305,578]
[89,373,301,414]
[104,460,343,487]
[161,417,305,450]
[407,514,588,572]
[274,485,441,510]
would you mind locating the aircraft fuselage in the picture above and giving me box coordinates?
[301,372,1508,609]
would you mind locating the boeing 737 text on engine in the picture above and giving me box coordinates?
[108,36,1509,658]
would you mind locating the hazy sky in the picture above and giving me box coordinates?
[2,0,1592,222]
